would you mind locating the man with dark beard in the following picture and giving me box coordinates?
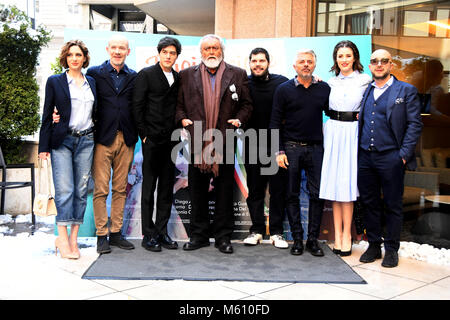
[357,49,422,268]
[175,34,253,254]
[242,48,289,249]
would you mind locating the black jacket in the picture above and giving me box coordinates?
[38,72,97,153]
[132,62,179,144]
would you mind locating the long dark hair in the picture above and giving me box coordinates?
[330,40,363,76]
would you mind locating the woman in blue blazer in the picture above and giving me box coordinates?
[38,40,97,259]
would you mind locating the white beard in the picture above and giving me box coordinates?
[202,56,223,69]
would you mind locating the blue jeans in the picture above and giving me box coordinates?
[51,132,94,225]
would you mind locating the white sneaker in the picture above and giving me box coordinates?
[243,233,263,245]
[270,234,289,249]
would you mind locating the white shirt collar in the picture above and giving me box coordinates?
[66,72,88,86]
[337,70,359,79]
[371,75,394,89]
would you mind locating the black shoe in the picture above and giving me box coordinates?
[290,239,304,255]
[97,235,111,254]
[109,232,135,250]
[382,250,399,268]
[306,239,324,256]
[359,243,382,263]
[141,235,161,252]
[332,248,341,255]
[340,248,352,257]
[183,239,210,251]
[215,239,233,254]
[158,234,178,249]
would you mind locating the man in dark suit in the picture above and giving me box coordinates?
[358,49,422,268]
[132,36,182,252]
[175,34,253,254]
[87,35,138,254]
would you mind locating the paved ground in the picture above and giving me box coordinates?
[1,216,449,307]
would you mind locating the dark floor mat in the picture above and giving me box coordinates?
[82,240,366,284]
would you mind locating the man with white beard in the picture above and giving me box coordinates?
[175,34,253,254]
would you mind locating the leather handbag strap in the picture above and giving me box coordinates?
[37,158,43,193]
[37,158,53,196]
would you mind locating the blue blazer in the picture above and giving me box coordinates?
[86,61,138,147]
[38,72,97,153]
[358,75,423,170]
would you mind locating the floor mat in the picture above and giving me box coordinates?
[82,240,366,284]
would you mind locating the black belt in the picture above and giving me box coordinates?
[285,140,319,146]
[68,127,94,137]
[328,110,358,122]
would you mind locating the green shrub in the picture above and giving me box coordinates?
[0,5,51,163]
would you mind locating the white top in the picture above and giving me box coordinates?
[328,71,372,112]
[66,73,94,131]
[163,71,174,86]
[372,75,394,100]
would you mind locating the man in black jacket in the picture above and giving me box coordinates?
[132,36,182,252]
[270,49,330,257]
[243,48,289,249]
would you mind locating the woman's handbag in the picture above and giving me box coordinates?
[33,158,57,217]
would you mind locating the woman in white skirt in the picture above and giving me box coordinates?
[319,40,371,256]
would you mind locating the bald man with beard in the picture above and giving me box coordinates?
[357,49,422,268]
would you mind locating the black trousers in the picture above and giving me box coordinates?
[284,142,324,241]
[188,163,235,242]
[141,140,175,238]
[244,162,286,235]
[358,148,405,252]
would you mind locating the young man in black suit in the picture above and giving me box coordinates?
[132,37,182,252]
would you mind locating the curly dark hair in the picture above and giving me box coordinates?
[59,39,90,69]
[249,47,270,63]
[330,40,363,76]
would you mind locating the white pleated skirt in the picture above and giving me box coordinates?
[319,119,359,202]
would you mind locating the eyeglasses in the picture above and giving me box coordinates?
[370,58,391,66]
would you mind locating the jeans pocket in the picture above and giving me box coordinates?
[85,132,94,141]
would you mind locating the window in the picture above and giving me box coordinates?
[404,10,431,36]
[314,0,450,249]
[316,0,450,38]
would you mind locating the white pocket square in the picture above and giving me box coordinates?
[230,84,238,100]
[395,98,404,104]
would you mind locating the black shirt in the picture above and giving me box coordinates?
[269,77,330,151]
[247,73,288,130]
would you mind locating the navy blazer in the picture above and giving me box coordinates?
[86,60,138,147]
[358,75,423,170]
[38,72,97,153]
